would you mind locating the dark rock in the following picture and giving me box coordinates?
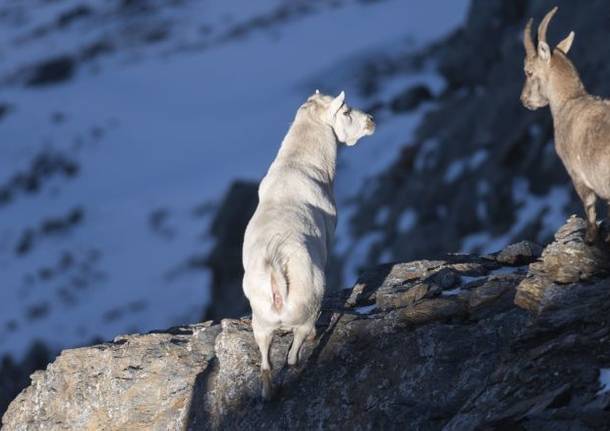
[15,230,34,256]
[120,0,153,12]
[0,104,12,121]
[203,180,258,321]
[496,240,543,265]
[40,207,84,235]
[389,84,433,113]
[15,208,85,257]
[50,112,65,124]
[144,28,169,43]
[26,56,75,87]
[0,149,79,209]
[26,303,50,321]
[148,208,173,238]
[57,5,92,27]
[79,40,114,61]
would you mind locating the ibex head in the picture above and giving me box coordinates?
[521,6,575,110]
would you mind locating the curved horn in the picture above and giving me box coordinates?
[538,6,558,45]
[523,18,535,57]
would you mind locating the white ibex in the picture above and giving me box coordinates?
[242,90,375,400]
[521,6,610,244]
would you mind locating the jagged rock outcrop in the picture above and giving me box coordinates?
[0,342,52,420]
[4,217,610,430]
[203,180,258,321]
[516,216,610,313]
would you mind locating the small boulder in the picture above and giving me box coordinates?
[496,240,543,266]
[515,215,610,313]
[389,84,433,113]
[26,56,75,87]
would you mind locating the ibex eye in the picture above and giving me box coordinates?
[343,109,351,116]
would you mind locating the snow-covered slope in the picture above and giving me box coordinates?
[0,0,469,359]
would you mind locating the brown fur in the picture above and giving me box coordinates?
[521,6,610,243]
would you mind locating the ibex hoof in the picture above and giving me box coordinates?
[261,370,273,401]
[585,226,599,245]
[585,233,598,245]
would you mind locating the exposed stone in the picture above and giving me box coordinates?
[375,281,429,310]
[6,218,610,430]
[4,323,220,431]
[496,240,543,266]
[0,342,52,419]
[515,215,610,313]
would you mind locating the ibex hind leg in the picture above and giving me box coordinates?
[574,181,598,244]
[252,317,274,401]
[287,325,312,367]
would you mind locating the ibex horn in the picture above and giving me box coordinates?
[523,18,535,57]
[538,6,558,45]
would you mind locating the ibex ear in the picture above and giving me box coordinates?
[556,31,575,54]
[329,91,345,116]
[538,41,551,62]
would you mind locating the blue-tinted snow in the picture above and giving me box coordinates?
[0,0,469,358]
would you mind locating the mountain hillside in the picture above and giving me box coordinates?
[4,0,610,423]
[0,0,468,363]
[4,216,610,430]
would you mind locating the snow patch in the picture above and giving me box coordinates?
[0,0,471,359]
[376,207,391,225]
[414,139,439,172]
[398,208,417,232]
[444,159,466,183]
[442,287,462,296]
[460,275,486,285]
[340,231,384,288]
[597,369,610,395]
[461,178,570,254]
[444,149,488,184]
[354,304,377,315]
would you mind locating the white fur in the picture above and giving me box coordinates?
[242,91,374,399]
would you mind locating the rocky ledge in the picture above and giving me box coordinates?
[4,216,610,430]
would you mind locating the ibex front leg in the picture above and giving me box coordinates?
[574,181,598,244]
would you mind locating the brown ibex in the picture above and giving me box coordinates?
[521,6,610,244]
